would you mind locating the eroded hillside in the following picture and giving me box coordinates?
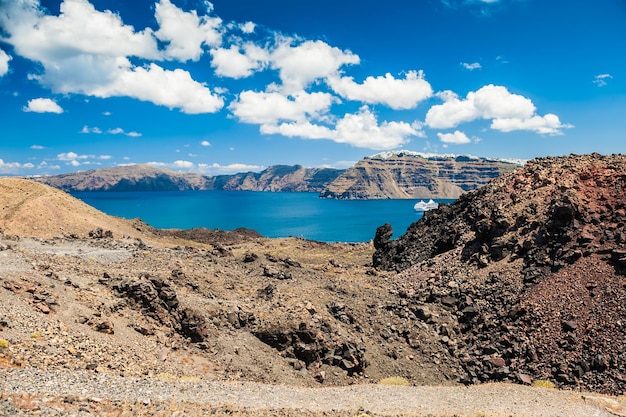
[320,152,519,199]
[374,153,626,394]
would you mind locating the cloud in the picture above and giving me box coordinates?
[2,0,159,63]
[425,85,571,135]
[0,159,29,174]
[210,43,269,78]
[154,0,222,62]
[91,63,224,114]
[0,49,11,76]
[327,70,433,110]
[593,73,613,87]
[107,127,142,137]
[56,151,112,167]
[197,162,264,175]
[239,21,256,34]
[230,90,337,124]
[270,39,360,92]
[437,130,472,144]
[0,0,223,114]
[262,106,424,150]
[426,85,536,129]
[173,160,194,169]
[57,152,90,161]
[23,98,64,113]
[80,125,103,134]
[30,144,45,150]
[490,114,573,135]
[331,106,421,149]
[200,140,211,146]
[461,62,481,70]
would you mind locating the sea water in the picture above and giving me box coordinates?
[72,190,454,243]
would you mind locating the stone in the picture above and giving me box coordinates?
[95,320,114,334]
[561,320,577,332]
[487,357,506,367]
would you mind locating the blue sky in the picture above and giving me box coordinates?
[0,0,624,175]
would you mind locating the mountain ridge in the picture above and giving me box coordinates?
[31,152,521,199]
[320,151,521,199]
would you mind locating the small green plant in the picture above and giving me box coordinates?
[0,339,9,349]
[531,379,555,389]
[378,376,411,386]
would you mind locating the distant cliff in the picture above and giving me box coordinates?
[33,154,519,198]
[34,164,342,193]
[213,165,343,192]
[33,165,212,192]
[319,151,521,199]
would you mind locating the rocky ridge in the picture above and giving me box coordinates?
[320,151,519,199]
[34,164,342,193]
[214,165,342,192]
[373,153,626,394]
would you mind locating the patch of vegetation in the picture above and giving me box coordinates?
[378,376,411,386]
[531,379,556,389]
[0,338,9,349]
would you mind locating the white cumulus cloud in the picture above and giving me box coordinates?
[0,49,11,76]
[230,90,337,124]
[2,0,159,64]
[23,98,64,113]
[328,70,433,110]
[210,43,269,79]
[107,127,142,137]
[262,106,423,150]
[490,114,573,135]
[91,63,224,114]
[437,130,472,144]
[426,85,535,129]
[0,0,223,114]
[239,21,256,34]
[154,0,222,62]
[331,106,421,149]
[197,163,264,175]
[270,39,360,93]
[200,140,211,146]
[57,151,90,161]
[424,84,569,135]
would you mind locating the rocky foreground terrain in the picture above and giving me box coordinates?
[375,153,626,395]
[1,154,626,416]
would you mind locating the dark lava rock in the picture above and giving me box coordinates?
[375,154,626,394]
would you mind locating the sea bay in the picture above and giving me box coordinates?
[72,191,455,243]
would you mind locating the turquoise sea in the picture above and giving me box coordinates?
[72,191,454,243]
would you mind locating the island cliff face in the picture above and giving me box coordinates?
[34,164,213,192]
[213,165,343,192]
[319,152,520,199]
[34,164,342,193]
[33,153,518,198]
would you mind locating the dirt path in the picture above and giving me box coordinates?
[1,368,625,417]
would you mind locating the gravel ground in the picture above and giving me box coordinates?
[1,368,624,417]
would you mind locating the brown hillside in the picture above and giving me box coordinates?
[373,153,626,394]
[0,177,144,239]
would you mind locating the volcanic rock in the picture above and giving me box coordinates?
[374,153,626,394]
